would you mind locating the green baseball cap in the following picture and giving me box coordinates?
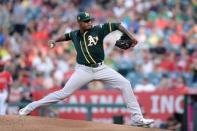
[77,12,94,22]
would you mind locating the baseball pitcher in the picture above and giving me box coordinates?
[19,12,154,126]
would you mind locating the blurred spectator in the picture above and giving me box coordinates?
[19,90,32,107]
[0,29,5,46]
[134,77,156,92]
[0,61,13,115]
[0,2,10,32]
[32,52,54,76]
[140,49,154,75]
[191,57,197,84]
[158,52,178,72]
[149,39,166,55]
[169,76,188,93]
[114,50,133,76]
[157,74,172,90]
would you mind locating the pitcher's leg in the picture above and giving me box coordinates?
[19,68,93,115]
[94,65,154,125]
[94,65,142,116]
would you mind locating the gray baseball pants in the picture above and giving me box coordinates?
[25,64,142,116]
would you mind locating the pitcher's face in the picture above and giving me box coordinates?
[79,20,93,30]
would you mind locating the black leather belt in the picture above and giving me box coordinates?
[84,62,103,68]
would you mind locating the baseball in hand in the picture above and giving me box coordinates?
[48,40,55,48]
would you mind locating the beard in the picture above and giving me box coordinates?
[85,25,92,30]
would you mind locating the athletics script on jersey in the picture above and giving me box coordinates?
[87,35,99,46]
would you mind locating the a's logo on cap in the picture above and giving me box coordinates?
[85,12,89,17]
[77,16,80,20]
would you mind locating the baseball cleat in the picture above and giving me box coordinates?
[131,115,154,126]
[18,106,31,116]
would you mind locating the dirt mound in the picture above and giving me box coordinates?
[0,115,163,131]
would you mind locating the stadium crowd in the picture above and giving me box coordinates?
[0,0,196,129]
[0,0,196,100]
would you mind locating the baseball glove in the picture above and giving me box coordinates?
[115,34,137,50]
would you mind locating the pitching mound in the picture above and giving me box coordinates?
[0,115,163,131]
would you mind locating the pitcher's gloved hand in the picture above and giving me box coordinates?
[115,34,138,50]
